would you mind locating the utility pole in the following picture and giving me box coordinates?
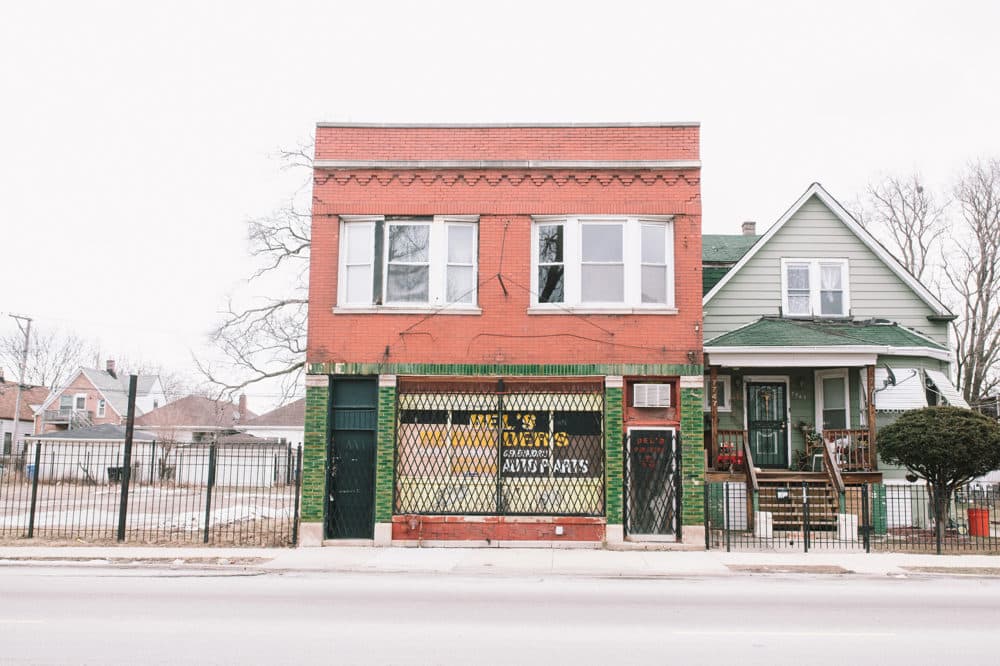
[9,314,32,456]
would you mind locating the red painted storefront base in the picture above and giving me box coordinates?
[392,515,606,541]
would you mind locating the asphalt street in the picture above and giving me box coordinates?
[1,565,998,665]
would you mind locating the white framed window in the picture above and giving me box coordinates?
[74,393,87,410]
[531,215,674,311]
[780,258,849,317]
[97,399,106,418]
[337,215,479,310]
[703,375,732,412]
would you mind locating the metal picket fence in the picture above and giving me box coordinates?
[0,440,302,546]
[705,481,1000,554]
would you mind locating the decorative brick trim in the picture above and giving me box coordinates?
[308,362,702,377]
[313,171,700,190]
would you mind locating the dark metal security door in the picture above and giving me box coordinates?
[624,429,681,539]
[327,377,377,539]
[747,382,788,468]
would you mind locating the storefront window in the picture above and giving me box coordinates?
[394,382,605,517]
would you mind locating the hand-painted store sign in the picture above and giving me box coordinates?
[409,410,602,479]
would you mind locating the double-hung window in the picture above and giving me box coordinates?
[531,215,674,310]
[338,215,479,310]
[780,258,849,317]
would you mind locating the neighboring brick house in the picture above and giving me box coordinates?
[0,372,49,454]
[134,394,254,443]
[239,398,304,445]
[33,361,166,434]
[305,123,704,546]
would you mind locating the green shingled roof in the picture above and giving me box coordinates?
[702,266,730,295]
[702,234,759,294]
[703,234,759,263]
[705,318,947,349]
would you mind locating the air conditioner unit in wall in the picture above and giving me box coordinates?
[633,383,672,408]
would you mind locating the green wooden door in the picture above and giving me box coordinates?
[327,377,378,539]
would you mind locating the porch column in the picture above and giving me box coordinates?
[710,366,719,470]
[866,364,877,470]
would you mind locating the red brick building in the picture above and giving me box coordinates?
[303,123,705,546]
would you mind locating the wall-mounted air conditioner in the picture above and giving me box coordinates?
[633,383,672,408]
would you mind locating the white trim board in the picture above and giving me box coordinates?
[703,182,952,317]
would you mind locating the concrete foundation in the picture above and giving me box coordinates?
[298,522,323,547]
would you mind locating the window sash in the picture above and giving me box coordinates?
[782,259,848,317]
[339,217,478,308]
[532,216,673,308]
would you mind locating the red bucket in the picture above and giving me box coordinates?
[968,508,990,537]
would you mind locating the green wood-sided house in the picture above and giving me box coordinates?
[702,183,967,496]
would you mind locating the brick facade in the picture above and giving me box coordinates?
[306,124,704,545]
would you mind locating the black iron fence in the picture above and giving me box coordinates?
[394,383,605,516]
[0,440,302,546]
[705,481,1000,554]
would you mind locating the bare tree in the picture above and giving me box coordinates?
[853,172,947,282]
[946,158,1000,404]
[0,326,96,390]
[112,356,192,403]
[198,142,313,401]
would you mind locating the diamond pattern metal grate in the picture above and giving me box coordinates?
[394,381,605,517]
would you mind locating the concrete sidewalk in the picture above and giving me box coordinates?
[1,544,999,578]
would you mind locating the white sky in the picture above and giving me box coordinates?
[2,0,998,409]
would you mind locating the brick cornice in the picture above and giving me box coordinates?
[313,170,699,189]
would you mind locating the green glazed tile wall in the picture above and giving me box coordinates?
[301,382,329,523]
[604,386,624,525]
[680,386,706,525]
[375,384,396,522]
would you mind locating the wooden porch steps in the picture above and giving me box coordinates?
[758,482,839,531]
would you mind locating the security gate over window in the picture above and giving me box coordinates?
[394,379,605,517]
[624,429,681,539]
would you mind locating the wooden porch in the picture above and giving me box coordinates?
[705,364,881,475]
[706,428,879,475]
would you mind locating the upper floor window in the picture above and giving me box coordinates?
[531,216,674,310]
[338,215,479,310]
[97,399,106,418]
[780,258,849,317]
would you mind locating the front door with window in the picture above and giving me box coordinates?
[747,382,788,468]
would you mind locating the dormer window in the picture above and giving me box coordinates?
[780,258,849,317]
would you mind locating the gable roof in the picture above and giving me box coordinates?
[241,398,304,428]
[702,183,953,317]
[0,381,50,421]
[706,317,948,352]
[38,367,162,417]
[135,395,255,428]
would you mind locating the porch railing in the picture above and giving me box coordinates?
[822,429,874,472]
[43,409,94,428]
[714,430,748,471]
